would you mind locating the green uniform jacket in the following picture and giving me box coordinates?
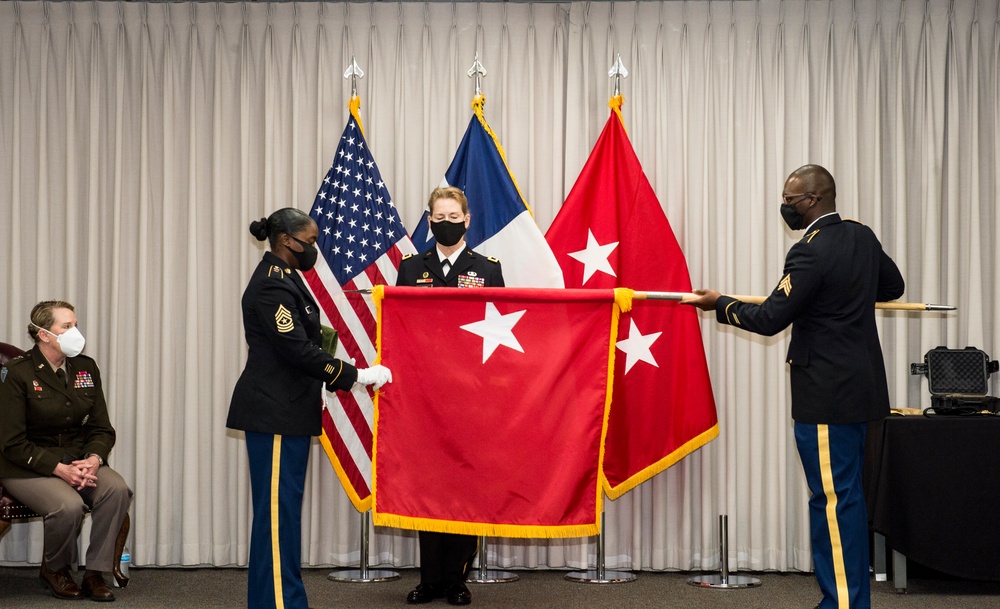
[0,345,116,478]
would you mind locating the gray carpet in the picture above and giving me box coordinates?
[1,566,998,608]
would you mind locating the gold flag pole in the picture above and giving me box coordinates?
[635,291,955,311]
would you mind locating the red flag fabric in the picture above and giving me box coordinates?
[371,286,629,538]
[302,99,416,511]
[545,97,719,499]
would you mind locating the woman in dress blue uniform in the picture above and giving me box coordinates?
[227,208,391,609]
[397,187,503,607]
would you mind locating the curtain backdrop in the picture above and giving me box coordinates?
[1,0,997,572]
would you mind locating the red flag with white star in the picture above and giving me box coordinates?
[545,97,719,498]
[371,286,626,537]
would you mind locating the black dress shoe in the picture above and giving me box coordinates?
[406,583,440,604]
[445,582,472,606]
[39,564,84,600]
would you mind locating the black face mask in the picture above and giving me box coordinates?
[288,236,319,271]
[780,203,805,230]
[430,220,467,247]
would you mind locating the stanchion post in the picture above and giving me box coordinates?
[564,512,637,584]
[687,514,761,589]
[328,510,400,583]
[466,536,519,583]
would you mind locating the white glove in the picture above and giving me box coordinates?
[356,365,393,390]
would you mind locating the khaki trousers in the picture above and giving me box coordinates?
[1,466,132,572]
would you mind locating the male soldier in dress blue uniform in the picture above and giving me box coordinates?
[397,187,503,606]
[685,165,905,609]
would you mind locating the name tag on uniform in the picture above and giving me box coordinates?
[457,275,486,288]
[416,278,434,284]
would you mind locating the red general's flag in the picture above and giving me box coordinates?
[545,96,719,499]
[371,286,631,537]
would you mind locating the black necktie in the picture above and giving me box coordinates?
[56,368,67,387]
[442,261,451,275]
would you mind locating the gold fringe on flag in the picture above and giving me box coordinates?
[371,513,600,540]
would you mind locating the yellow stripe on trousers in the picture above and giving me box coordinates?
[817,425,849,609]
[270,437,285,609]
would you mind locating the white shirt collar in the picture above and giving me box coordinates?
[804,211,839,233]
[437,244,467,266]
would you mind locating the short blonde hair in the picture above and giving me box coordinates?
[28,300,75,343]
[427,186,469,216]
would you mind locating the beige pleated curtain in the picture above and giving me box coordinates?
[1,0,997,572]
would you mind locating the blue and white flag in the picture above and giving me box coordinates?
[411,96,564,288]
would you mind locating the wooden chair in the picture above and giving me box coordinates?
[0,341,130,588]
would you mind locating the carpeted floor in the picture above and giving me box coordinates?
[0,567,1000,609]
[1,566,999,608]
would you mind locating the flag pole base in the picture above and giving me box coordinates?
[686,514,760,589]
[564,512,637,584]
[328,510,400,583]
[686,573,760,589]
[327,569,400,583]
[466,569,519,583]
[564,570,636,584]
[466,536,519,583]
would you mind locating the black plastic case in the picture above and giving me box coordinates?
[911,346,999,413]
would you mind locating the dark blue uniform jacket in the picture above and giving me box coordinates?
[715,214,905,424]
[227,251,357,436]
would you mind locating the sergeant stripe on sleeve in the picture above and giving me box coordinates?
[275,305,294,333]
[778,274,793,297]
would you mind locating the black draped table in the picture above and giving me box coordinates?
[865,415,1000,592]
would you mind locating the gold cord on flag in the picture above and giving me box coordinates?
[349,95,365,139]
[471,94,537,219]
[609,94,627,136]
[613,287,634,313]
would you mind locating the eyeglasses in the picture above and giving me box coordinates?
[781,192,815,206]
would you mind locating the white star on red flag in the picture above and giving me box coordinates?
[567,229,619,284]
[459,302,526,363]
[615,319,662,374]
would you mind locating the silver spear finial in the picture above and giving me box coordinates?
[468,52,487,96]
[608,53,628,96]
[344,55,365,97]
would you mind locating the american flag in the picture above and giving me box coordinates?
[301,106,416,511]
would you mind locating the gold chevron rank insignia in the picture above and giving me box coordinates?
[777,274,793,297]
[275,304,294,333]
